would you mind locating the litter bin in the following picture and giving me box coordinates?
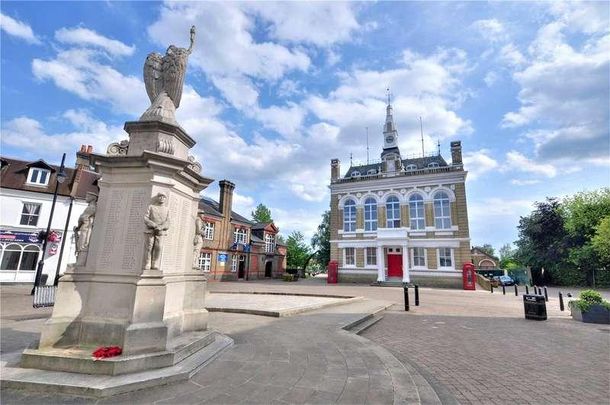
[523,294,547,321]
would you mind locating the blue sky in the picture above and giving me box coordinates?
[1,1,609,252]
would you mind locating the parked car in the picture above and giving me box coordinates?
[498,275,515,286]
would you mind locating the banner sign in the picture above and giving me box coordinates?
[217,252,228,264]
[0,230,41,244]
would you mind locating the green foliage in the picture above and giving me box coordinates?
[251,203,273,223]
[474,243,496,258]
[286,231,311,269]
[562,189,610,242]
[311,210,331,268]
[570,289,610,312]
[592,216,610,266]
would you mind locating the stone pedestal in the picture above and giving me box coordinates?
[30,120,213,366]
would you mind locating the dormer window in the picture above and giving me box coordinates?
[351,171,361,178]
[367,169,376,175]
[27,168,50,186]
[427,162,439,168]
[406,164,417,171]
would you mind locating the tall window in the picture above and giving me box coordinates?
[231,254,238,272]
[0,244,40,271]
[412,247,426,268]
[234,227,248,244]
[203,222,215,240]
[198,252,211,272]
[434,192,451,229]
[438,248,453,268]
[20,203,41,226]
[364,198,377,231]
[343,199,356,232]
[265,233,275,253]
[27,168,50,186]
[409,194,425,230]
[344,247,355,266]
[365,247,377,266]
[386,196,401,228]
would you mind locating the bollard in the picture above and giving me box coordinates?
[544,287,548,302]
[559,292,564,311]
[415,285,419,306]
[525,285,529,294]
[403,285,410,312]
[514,284,518,296]
[502,285,506,295]
[490,283,493,293]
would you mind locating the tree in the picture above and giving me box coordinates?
[474,243,496,258]
[286,231,311,270]
[311,210,330,268]
[592,216,610,267]
[251,203,273,223]
[498,243,518,269]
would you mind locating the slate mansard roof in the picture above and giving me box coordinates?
[344,154,449,178]
[198,197,253,225]
[0,156,99,199]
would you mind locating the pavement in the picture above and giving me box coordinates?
[1,280,609,404]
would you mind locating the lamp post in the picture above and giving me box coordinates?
[31,153,67,295]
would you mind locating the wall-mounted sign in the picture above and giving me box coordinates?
[0,230,41,244]
[218,252,228,266]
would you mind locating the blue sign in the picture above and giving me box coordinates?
[0,230,41,244]
[217,253,228,263]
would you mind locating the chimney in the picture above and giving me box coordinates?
[218,180,235,218]
[331,159,340,182]
[450,141,462,165]
[75,144,93,171]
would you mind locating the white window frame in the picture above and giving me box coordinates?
[365,247,377,267]
[0,243,40,272]
[385,196,401,228]
[437,248,454,269]
[233,227,248,244]
[20,202,41,227]
[343,199,356,232]
[343,247,355,267]
[434,192,452,229]
[203,222,215,240]
[406,164,417,171]
[409,194,425,230]
[428,162,439,168]
[364,198,377,231]
[198,252,211,272]
[351,171,361,177]
[265,233,275,253]
[26,168,51,186]
[367,169,377,175]
[231,254,238,272]
[411,247,427,269]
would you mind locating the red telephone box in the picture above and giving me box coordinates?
[327,260,338,284]
[462,263,476,290]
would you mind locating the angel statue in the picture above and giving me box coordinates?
[140,26,196,125]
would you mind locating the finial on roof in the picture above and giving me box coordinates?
[350,152,353,166]
[386,87,391,105]
[437,139,441,156]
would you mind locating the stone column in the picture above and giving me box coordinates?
[376,245,385,282]
[402,243,410,283]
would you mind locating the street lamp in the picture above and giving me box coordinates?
[31,153,67,297]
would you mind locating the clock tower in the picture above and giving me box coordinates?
[381,96,402,173]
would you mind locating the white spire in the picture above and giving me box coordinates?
[382,88,399,151]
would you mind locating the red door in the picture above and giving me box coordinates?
[387,254,403,278]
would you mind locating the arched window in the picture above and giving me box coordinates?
[343,199,356,232]
[0,243,40,271]
[434,191,451,229]
[367,169,377,175]
[351,171,361,178]
[364,198,377,231]
[386,196,401,228]
[428,162,439,168]
[406,164,417,171]
[409,194,425,230]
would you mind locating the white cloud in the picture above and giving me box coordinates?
[463,149,499,180]
[469,197,534,218]
[505,151,557,178]
[471,19,507,43]
[502,3,609,164]
[484,71,498,87]
[498,43,525,67]
[510,179,541,186]
[55,27,135,57]
[0,13,41,44]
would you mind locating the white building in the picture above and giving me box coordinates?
[0,147,99,284]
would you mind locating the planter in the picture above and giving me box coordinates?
[570,304,610,324]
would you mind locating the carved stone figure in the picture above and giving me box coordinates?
[106,139,129,156]
[144,192,170,270]
[74,193,98,255]
[192,217,204,269]
[140,26,195,125]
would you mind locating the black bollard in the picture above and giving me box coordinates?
[415,285,420,306]
[514,284,518,296]
[544,287,549,302]
[490,283,493,293]
[559,292,564,311]
[502,285,506,295]
[525,285,529,294]
[404,285,410,312]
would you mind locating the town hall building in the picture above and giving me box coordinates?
[329,101,471,287]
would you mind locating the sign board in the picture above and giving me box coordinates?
[218,252,228,266]
[0,230,41,244]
